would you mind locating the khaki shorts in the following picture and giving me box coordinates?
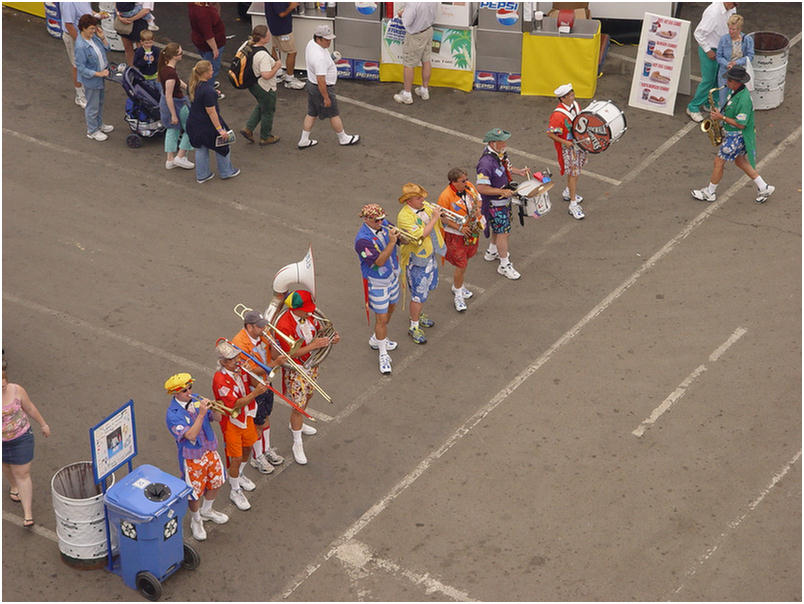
[62,32,76,67]
[272,31,297,55]
[402,27,433,67]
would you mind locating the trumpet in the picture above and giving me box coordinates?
[386,223,423,246]
[424,201,467,226]
[190,394,238,418]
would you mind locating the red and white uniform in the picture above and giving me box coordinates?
[212,367,256,429]
[549,99,585,175]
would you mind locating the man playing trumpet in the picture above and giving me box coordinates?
[164,373,229,541]
[274,290,340,464]
[231,311,285,474]
[212,340,268,511]
[437,168,483,312]
[397,183,445,344]
[354,203,400,375]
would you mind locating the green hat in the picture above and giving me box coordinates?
[483,128,511,143]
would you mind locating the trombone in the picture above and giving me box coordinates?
[189,394,238,418]
[238,363,316,421]
[234,303,302,356]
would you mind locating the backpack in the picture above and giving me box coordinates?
[227,43,267,89]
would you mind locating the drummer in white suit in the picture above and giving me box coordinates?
[546,83,587,220]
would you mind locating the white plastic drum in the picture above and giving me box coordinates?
[748,31,789,110]
[572,100,627,153]
[51,461,115,569]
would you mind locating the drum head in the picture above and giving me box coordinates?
[516,179,555,198]
[572,112,613,153]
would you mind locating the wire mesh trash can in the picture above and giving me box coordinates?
[104,464,199,601]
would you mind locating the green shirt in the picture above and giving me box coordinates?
[723,86,756,167]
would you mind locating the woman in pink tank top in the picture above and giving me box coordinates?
[3,359,50,528]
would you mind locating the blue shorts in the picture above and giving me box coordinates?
[407,258,438,303]
[3,429,34,465]
[489,204,512,234]
[368,274,400,314]
[718,131,746,162]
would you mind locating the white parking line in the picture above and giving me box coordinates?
[277,126,801,600]
[632,327,747,437]
[620,121,698,184]
[2,511,59,542]
[670,449,802,598]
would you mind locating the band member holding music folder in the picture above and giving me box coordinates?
[547,84,587,221]
[231,311,285,474]
[437,168,483,312]
[274,290,340,465]
[164,373,229,541]
[354,203,401,374]
[212,340,267,511]
[476,128,529,280]
[397,183,445,344]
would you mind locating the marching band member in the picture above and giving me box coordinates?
[691,65,775,204]
[397,183,444,344]
[437,168,483,312]
[476,128,529,280]
[354,203,400,375]
[212,340,267,511]
[546,84,587,220]
[164,373,229,541]
[231,311,285,474]
[274,290,340,464]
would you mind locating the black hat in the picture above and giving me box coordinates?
[726,65,750,84]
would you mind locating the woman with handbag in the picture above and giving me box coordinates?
[114,2,151,67]
[75,14,114,141]
[186,60,240,183]
[716,14,754,106]
[158,43,195,170]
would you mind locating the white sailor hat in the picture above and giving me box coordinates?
[554,83,573,98]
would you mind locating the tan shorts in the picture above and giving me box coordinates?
[62,33,76,67]
[402,27,433,67]
[272,32,297,55]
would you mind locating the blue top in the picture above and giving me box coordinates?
[354,220,399,281]
[716,32,754,72]
[165,397,218,474]
[265,2,293,36]
[74,34,110,89]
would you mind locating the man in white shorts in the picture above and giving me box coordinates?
[393,2,438,105]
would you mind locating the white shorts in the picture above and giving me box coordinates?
[62,32,76,67]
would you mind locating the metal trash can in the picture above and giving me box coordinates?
[51,461,116,569]
[748,31,790,110]
[104,465,199,601]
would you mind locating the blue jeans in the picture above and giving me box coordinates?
[195,146,237,181]
[201,47,224,82]
[84,86,105,134]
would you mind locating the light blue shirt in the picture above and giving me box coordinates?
[59,2,93,30]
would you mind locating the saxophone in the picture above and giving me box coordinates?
[700,86,726,146]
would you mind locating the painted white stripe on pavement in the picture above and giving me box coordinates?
[3,511,59,542]
[620,121,698,184]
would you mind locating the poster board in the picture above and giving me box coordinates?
[89,400,137,484]
[627,12,691,116]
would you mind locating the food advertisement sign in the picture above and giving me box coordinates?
[628,12,691,116]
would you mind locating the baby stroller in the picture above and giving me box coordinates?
[108,63,165,148]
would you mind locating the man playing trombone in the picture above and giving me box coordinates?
[212,341,268,511]
[274,290,340,465]
[231,311,286,474]
[354,203,400,375]
[397,183,445,344]
[164,373,229,541]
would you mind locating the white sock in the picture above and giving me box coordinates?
[263,428,271,451]
[191,509,201,521]
[487,243,498,254]
[239,462,247,476]
[252,435,264,458]
[410,320,419,330]
[753,176,768,190]
[337,130,350,143]
[200,498,213,513]
[706,182,718,194]
[299,130,311,144]
[499,254,511,267]
[378,338,388,355]
[229,475,240,491]
[291,428,303,444]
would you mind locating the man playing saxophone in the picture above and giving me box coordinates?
[354,203,400,375]
[437,168,483,312]
[691,66,775,204]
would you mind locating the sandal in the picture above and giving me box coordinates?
[23,518,34,528]
[9,489,20,503]
[297,139,318,149]
[339,134,360,146]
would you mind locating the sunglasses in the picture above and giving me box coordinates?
[180,385,193,393]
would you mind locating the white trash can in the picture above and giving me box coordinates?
[748,31,789,110]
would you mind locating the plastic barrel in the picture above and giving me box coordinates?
[748,31,789,110]
[51,461,115,570]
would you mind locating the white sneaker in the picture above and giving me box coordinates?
[414,86,430,100]
[379,353,392,374]
[100,124,114,133]
[75,91,87,108]
[460,286,473,299]
[190,516,207,541]
[568,202,585,220]
[686,107,704,123]
[691,188,716,202]
[249,454,275,474]
[453,293,467,312]
[497,263,521,280]
[755,184,775,203]
[368,335,398,351]
[199,508,229,524]
[483,249,499,261]
[165,159,175,170]
[284,76,306,90]
[172,156,195,169]
[87,130,108,141]
[276,68,287,80]
[148,22,159,31]
[229,488,251,511]
[238,474,256,492]
[393,91,413,105]
[292,441,307,465]
[264,447,285,465]
[561,187,583,203]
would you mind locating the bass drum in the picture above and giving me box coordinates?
[571,100,627,153]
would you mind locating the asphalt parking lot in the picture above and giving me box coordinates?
[2,2,801,601]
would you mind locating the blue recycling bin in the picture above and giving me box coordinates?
[104,464,199,601]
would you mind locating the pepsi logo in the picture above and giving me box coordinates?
[496,7,519,26]
[359,62,379,72]
[476,72,496,82]
[355,2,377,14]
